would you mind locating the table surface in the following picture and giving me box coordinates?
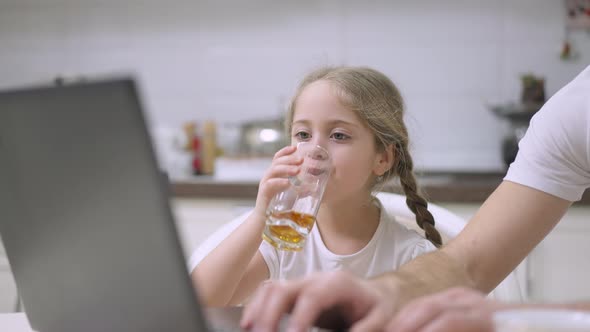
[0,313,33,332]
[0,308,335,332]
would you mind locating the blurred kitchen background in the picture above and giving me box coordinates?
[2,0,590,179]
[2,0,590,311]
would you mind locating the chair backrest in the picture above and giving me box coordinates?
[187,211,250,272]
[188,192,524,303]
[375,192,465,241]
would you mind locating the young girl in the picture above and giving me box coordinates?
[191,66,442,306]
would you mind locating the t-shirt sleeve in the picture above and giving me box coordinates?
[394,231,438,268]
[385,212,438,268]
[505,67,590,202]
[410,238,437,261]
[258,240,279,279]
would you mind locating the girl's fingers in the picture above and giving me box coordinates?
[263,165,300,181]
[273,153,304,168]
[273,145,298,159]
[261,145,303,184]
[257,178,291,205]
[254,145,302,212]
[273,145,304,165]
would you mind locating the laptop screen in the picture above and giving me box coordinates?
[0,79,209,332]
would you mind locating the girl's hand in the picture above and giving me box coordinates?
[253,145,303,218]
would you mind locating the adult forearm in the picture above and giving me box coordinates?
[455,182,570,293]
[370,248,475,307]
[370,182,572,311]
[192,213,265,306]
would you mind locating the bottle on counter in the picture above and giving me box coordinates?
[200,120,217,175]
[183,121,202,175]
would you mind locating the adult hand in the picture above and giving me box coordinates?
[386,287,499,332]
[240,271,403,332]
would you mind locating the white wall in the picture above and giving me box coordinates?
[1,0,589,171]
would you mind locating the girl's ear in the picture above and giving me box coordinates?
[374,143,395,176]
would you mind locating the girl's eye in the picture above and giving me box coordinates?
[294,131,311,140]
[331,132,350,140]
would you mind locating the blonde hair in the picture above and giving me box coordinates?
[286,66,442,247]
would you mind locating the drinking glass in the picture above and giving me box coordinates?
[262,142,331,251]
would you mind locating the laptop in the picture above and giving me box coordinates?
[0,78,246,332]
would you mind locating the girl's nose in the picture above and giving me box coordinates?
[306,138,329,159]
[309,146,329,161]
[309,137,325,149]
[313,150,326,160]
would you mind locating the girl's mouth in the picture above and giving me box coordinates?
[306,167,324,176]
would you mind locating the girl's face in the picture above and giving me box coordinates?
[291,80,391,203]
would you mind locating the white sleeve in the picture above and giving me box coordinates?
[410,238,437,260]
[258,240,279,279]
[505,66,590,202]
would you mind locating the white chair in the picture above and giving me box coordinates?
[187,211,250,272]
[188,192,524,303]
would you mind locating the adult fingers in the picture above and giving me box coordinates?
[286,272,379,332]
[387,288,487,332]
[419,307,494,332]
[387,297,444,332]
[252,281,302,332]
[240,279,307,331]
[349,303,394,332]
[286,285,352,331]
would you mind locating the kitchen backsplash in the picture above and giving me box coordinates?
[1,0,590,173]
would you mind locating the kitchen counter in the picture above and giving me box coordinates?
[171,171,590,205]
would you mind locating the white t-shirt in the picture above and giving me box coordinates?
[259,198,437,280]
[505,65,590,202]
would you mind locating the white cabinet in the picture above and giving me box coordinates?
[526,206,590,302]
[438,203,529,301]
[170,198,255,258]
[439,203,590,303]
